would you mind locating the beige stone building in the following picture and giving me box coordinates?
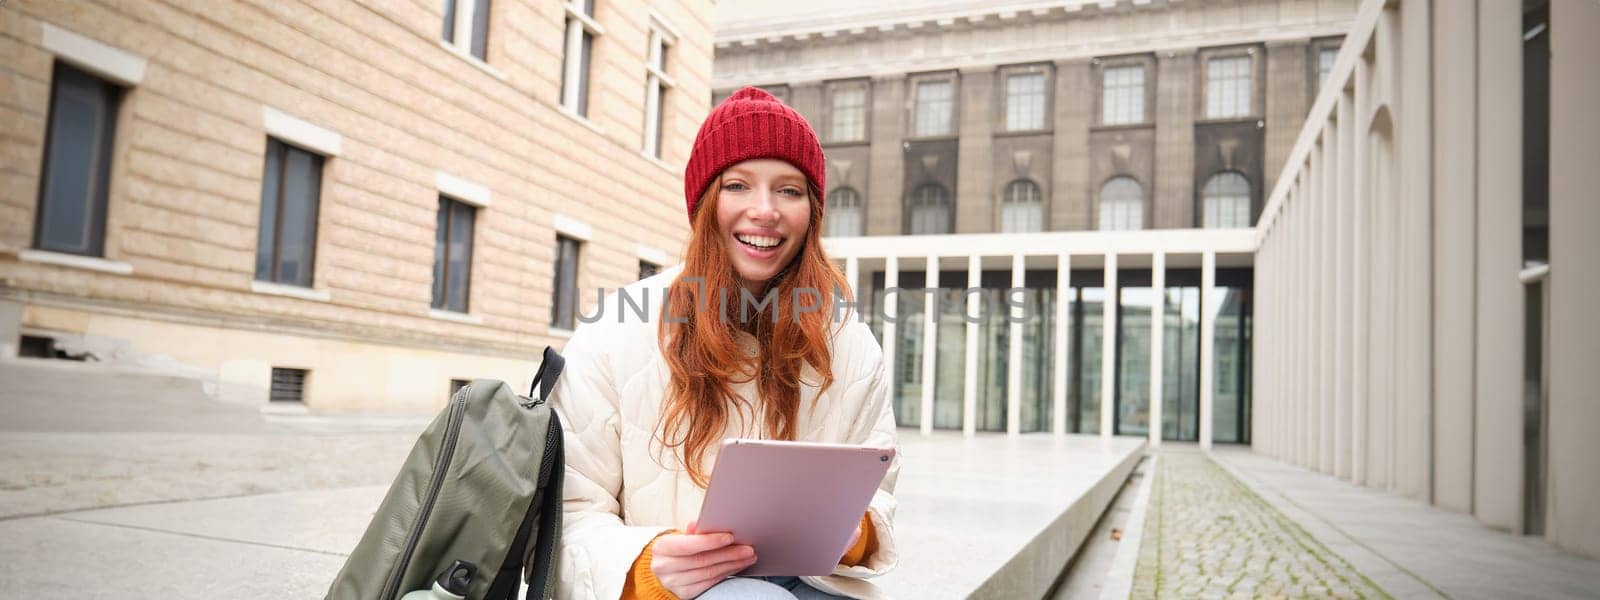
[713,0,1357,237]
[0,0,712,410]
[711,0,1357,448]
[715,0,1600,561]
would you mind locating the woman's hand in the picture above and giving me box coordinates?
[649,521,757,599]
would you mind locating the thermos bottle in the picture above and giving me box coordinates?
[399,560,476,600]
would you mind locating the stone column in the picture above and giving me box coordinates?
[882,256,900,431]
[1053,252,1071,435]
[921,256,940,435]
[867,75,906,235]
[1101,254,1117,438]
[1051,59,1092,230]
[956,67,996,233]
[1264,40,1310,198]
[1201,251,1216,450]
[1007,253,1024,435]
[1153,49,1196,228]
[1150,252,1165,447]
[963,255,982,437]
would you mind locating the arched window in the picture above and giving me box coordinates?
[1201,171,1251,228]
[824,187,863,237]
[1098,177,1144,231]
[1001,179,1043,233]
[907,183,951,234]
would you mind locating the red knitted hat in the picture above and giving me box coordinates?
[683,87,826,222]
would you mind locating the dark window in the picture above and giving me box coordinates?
[255,139,324,287]
[1001,179,1043,233]
[577,32,593,115]
[825,187,864,237]
[441,0,456,42]
[35,62,123,257]
[470,0,492,59]
[639,260,660,280]
[561,10,595,117]
[441,0,492,60]
[551,235,581,329]
[907,183,951,235]
[270,367,307,402]
[432,197,477,313]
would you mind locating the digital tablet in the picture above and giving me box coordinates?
[692,438,895,576]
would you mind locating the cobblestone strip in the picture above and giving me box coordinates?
[1129,449,1389,600]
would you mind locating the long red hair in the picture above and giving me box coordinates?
[657,176,852,487]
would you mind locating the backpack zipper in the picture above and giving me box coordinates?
[380,384,470,599]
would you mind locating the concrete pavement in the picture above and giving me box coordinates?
[0,358,1147,598]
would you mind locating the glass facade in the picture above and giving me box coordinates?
[866,267,1252,443]
[1162,285,1201,440]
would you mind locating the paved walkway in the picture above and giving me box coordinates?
[1213,447,1600,600]
[1132,447,1387,599]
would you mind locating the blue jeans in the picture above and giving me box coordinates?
[697,576,850,599]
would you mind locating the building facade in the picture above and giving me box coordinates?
[713,0,1356,443]
[1252,0,1600,560]
[715,0,1600,562]
[0,0,712,410]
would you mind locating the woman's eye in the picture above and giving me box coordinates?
[780,188,804,197]
[723,182,747,191]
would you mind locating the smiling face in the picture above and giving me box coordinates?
[714,159,814,296]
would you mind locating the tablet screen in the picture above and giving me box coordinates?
[693,439,894,576]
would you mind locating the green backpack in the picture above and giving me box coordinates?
[326,347,565,600]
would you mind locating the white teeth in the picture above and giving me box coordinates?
[736,234,781,249]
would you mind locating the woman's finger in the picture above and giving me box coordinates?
[653,544,753,581]
[659,552,758,595]
[653,532,734,557]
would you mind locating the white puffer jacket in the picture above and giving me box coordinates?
[549,266,900,600]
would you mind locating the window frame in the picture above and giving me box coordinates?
[1097,176,1145,231]
[561,0,604,117]
[999,63,1051,133]
[642,13,677,158]
[1309,36,1346,99]
[255,137,326,288]
[825,79,870,144]
[1198,46,1260,121]
[431,196,478,313]
[34,61,124,258]
[905,182,953,235]
[1000,178,1044,233]
[824,186,865,237]
[1095,56,1150,127]
[441,0,493,61]
[551,234,582,330]
[1200,171,1253,229]
[908,72,958,139]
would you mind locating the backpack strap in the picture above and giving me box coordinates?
[525,411,564,600]
[524,346,564,599]
[529,346,566,403]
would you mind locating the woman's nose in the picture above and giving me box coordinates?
[747,189,780,221]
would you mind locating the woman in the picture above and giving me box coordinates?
[551,87,899,600]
